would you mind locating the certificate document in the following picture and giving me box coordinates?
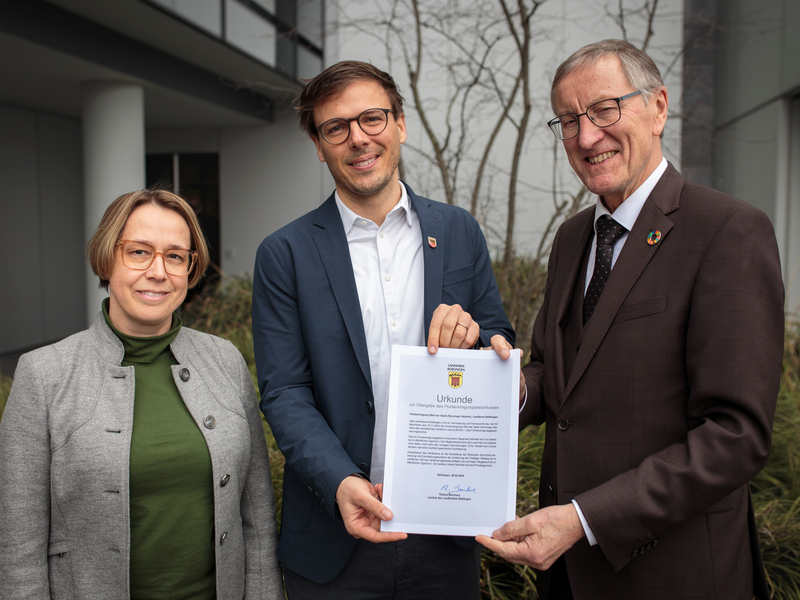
[382,345,520,536]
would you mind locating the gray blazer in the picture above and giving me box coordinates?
[0,315,283,600]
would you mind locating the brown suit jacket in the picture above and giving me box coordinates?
[521,164,784,600]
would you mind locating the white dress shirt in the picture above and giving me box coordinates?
[584,158,668,292]
[574,157,668,545]
[334,182,425,484]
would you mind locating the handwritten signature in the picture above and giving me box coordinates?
[440,484,477,493]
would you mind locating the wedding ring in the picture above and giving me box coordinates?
[457,322,469,329]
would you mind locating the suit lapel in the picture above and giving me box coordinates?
[564,165,683,400]
[312,195,372,388]
[408,185,445,335]
[552,210,595,402]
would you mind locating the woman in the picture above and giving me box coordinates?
[0,189,283,599]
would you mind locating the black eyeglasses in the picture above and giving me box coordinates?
[316,108,395,145]
[547,91,643,140]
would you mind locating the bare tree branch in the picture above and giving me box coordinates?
[617,0,629,41]
[327,0,665,270]
[471,73,521,215]
[641,0,660,52]
[406,0,454,203]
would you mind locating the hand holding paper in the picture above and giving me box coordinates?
[426,306,524,402]
[335,475,407,543]
[477,504,585,569]
[427,303,481,352]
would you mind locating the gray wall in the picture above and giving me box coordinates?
[700,0,800,308]
[219,116,331,276]
[782,98,800,305]
[145,118,330,278]
[0,103,85,375]
[714,103,781,222]
[715,0,800,127]
[713,0,800,211]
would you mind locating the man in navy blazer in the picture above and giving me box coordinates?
[253,61,516,599]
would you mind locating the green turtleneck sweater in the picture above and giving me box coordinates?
[103,302,216,599]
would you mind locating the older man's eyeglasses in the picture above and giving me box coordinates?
[316,108,395,145]
[116,240,197,276]
[547,91,643,140]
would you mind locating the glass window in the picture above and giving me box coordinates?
[297,0,323,47]
[225,0,276,67]
[276,36,296,77]
[250,0,276,14]
[276,0,296,27]
[297,45,322,81]
[150,0,222,36]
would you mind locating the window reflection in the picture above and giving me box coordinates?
[145,0,323,78]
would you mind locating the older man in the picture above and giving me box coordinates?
[252,61,517,599]
[478,40,783,600]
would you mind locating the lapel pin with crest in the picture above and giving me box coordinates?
[647,230,661,246]
[428,236,437,249]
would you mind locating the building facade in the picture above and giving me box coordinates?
[4,0,797,377]
[0,0,331,375]
[683,0,800,308]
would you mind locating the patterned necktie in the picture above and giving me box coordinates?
[583,215,627,324]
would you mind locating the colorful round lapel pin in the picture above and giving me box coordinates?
[647,230,662,245]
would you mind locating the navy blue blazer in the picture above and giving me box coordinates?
[252,183,514,583]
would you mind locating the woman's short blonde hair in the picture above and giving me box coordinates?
[87,188,210,291]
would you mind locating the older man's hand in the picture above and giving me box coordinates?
[476,504,585,570]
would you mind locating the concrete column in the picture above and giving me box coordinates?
[82,83,145,326]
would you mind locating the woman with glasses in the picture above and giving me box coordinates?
[0,189,283,600]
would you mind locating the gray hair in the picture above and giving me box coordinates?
[550,39,664,112]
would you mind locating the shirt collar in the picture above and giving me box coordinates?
[334,181,413,233]
[593,158,668,231]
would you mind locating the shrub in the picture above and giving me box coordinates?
[492,255,547,359]
[0,371,11,423]
[753,326,800,599]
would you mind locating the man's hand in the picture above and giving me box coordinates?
[488,334,526,404]
[476,504,585,569]
[335,475,408,543]
[427,304,480,352]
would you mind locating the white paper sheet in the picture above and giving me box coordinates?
[381,345,520,536]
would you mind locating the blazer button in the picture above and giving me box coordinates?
[220,532,227,545]
[548,485,555,496]
[220,474,230,487]
[365,401,374,413]
[203,415,216,429]
[319,497,326,507]
[179,368,190,382]
[358,463,369,473]
[557,418,570,431]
